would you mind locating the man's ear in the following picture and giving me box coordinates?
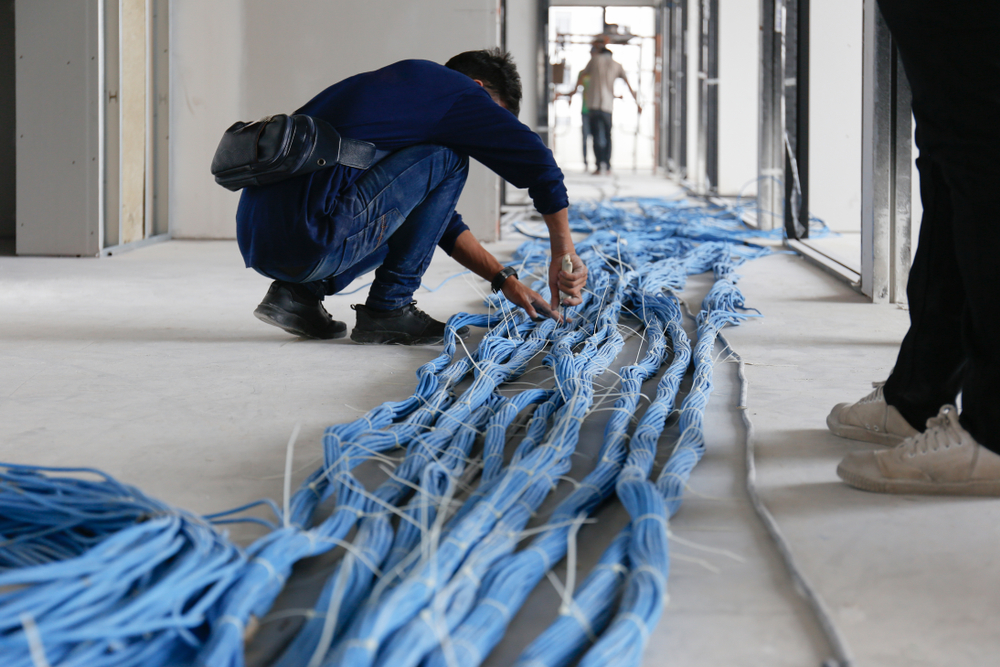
[472,79,485,87]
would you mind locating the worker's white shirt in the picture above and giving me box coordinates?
[581,52,626,114]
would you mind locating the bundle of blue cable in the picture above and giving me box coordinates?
[2,198,770,667]
[0,464,245,667]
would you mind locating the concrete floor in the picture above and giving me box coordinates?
[2,172,997,667]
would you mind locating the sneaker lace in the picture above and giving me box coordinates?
[896,405,962,457]
[859,381,887,405]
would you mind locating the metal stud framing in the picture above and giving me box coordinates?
[860,0,912,304]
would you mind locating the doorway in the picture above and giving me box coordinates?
[548,6,658,175]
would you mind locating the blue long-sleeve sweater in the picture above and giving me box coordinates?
[236,59,567,276]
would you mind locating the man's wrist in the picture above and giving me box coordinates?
[491,266,518,293]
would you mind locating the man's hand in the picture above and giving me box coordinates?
[500,276,562,323]
[548,253,587,311]
[540,208,587,312]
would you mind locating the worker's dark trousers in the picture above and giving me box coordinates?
[878,0,1000,453]
[589,110,613,171]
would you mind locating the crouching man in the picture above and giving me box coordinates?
[237,49,586,345]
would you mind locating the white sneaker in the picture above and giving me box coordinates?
[837,405,1000,496]
[826,381,919,446]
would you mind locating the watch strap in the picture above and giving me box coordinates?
[491,266,518,293]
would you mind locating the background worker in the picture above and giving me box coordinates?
[578,36,641,175]
[236,49,587,345]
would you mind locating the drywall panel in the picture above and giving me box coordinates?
[0,0,14,239]
[15,0,102,256]
[168,0,245,239]
[170,0,505,241]
[716,0,758,197]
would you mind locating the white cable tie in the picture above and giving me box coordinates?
[618,611,650,643]
[481,598,511,623]
[597,562,629,576]
[459,565,482,586]
[251,556,282,583]
[667,529,746,563]
[633,513,668,526]
[218,615,245,633]
[20,614,51,667]
[344,637,379,652]
[632,563,668,584]
[283,423,301,528]
[528,544,552,570]
[558,599,598,643]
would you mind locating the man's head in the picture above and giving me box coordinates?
[445,48,522,117]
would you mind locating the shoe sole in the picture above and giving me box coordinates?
[837,464,1000,496]
[254,305,346,340]
[826,414,908,447]
[350,327,471,346]
[351,332,441,345]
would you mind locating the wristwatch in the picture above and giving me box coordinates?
[491,266,518,293]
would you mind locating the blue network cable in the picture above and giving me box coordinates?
[1,198,773,667]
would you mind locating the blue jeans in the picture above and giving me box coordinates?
[297,145,469,310]
[589,110,612,171]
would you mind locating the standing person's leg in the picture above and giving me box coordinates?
[880,0,1000,452]
[836,0,1000,494]
[825,154,959,446]
[604,111,613,173]
[879,157,966,427]
[581,111,591,170]
[590,111,612,174]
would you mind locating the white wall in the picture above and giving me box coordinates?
[717,0,758,196]
[809,0,863,233]
[506,0,539,134]
[169,0,504,241]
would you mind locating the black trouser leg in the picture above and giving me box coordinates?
[881,158,965,429]
[878,0,1000,452]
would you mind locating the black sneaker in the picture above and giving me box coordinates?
[350,302,470,345]
[253,281,347,339]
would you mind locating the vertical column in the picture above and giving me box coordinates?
[0,2,15,243]
[536,0,550,147]
[149,0,170,237]
[758,0,784,230]
[889,53,912,304]
[665,0,687,177]
[104,0,120,249]
[783,0,809,239]
[655,5,665,171]
[861,0,911,303]
[695,0,719,194]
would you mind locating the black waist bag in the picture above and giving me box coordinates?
[211,114,378,191]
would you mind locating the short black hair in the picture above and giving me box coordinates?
[445,48,522,117]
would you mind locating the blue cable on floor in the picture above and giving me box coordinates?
[1,198,782,667]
